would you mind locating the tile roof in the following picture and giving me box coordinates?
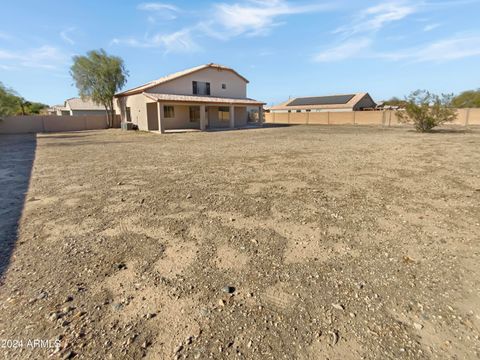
[143,93,264,105]
[115,63,249,97]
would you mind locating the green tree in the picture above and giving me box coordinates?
[28,102,48,114]
[18,98,31,115]
[70,49,128,127]
[452,89,480,108]
[0,82,48,117]
[0,82,21,116]
[397,90,457,132]
[383,96,407,107]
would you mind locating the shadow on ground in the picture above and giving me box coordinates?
[0,134,36,283]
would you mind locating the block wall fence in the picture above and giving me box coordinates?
[0,115,121,134]
[264,109,480,127]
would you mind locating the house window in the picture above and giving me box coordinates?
[296,110,301,113]
[192,81,210,95]
[189,106,200,122]
[126,107,132,122]
[218,106,230,122]
[222,83,226,89]
[164,105,175,118]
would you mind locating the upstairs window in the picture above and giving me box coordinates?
[222,83,226,89]
[193,81,210,95]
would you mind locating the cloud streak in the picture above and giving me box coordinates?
[313,34,480,63]
[379,34,480,62]
[113,0,334,53]
[60,27,76,45]
[0,45,69,69]
[423,23,440,32]
[313,0,480,64]
[137,2,179,11]
[112,28,201,53]
[314,38,372,62]
[333,1,418,37]
[137,2,179,20]
[211,0,333,37]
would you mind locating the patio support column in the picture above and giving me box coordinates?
[229,105,235,129]
[200,104,207,131]
[258,106,264,125]
[157,101,165,134]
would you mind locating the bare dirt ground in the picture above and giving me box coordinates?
[0,125,479,360]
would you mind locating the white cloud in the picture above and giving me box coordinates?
[112,29,200,53]
[334,1,418,37]
[137,2,178,11]
[313,34,480,63]
[114,0,332,53]
[60,27,76,45]
[154,29,201,53]
[313,38,372,62]
[137,2,179,20]
[212,0,333,37]
[0,45,68,69]
[423,23,440,32]
[380,34,480,62]
[312,0,477,64]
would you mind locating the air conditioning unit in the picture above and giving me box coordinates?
[121,122,134,130]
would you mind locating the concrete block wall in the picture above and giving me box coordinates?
[0,115,111,134]
[265,109,480,127]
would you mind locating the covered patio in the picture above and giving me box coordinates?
[143,93,264,133]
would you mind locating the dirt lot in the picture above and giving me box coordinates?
[0,125,479,359]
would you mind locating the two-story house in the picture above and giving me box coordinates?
[114,63,264,132]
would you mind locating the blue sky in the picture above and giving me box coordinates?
[1,0,480,106]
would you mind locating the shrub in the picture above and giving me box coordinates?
[397,90,457,132]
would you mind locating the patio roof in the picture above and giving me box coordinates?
[143,93,264,106]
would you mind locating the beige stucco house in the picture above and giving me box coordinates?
[269,93,376,113]
[51,97,107,116]
[114,63,264,132]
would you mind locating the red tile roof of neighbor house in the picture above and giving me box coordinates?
[143,93,264,105]
[115,63,250,97]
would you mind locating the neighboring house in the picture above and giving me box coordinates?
[50,104,70,116]
[269,93,376,113]
[114,63,265,132]
[51,98,107,116]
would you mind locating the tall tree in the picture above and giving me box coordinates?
[452,89,480,108]
[0,82,21,117]
[0,82,48,117]
[70,49,128,127]
[397,90,457,132]
[382,97,407,107]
